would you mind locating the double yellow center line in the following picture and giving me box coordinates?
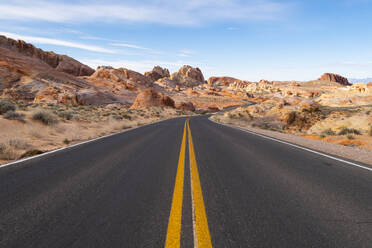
[165,119,212,248]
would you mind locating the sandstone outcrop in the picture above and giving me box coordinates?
[176,101,195,112]
[144,66,170,81]
[90,66,152,86]
[318,73,350,86]
[0,35,94,76]
[207,77,245,86]
[170,65,204,87]
[154,78,178,89]
[130,89,175,109]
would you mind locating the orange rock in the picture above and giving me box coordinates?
[176,102,195,111]
[318,73,350,86]
[130,89,175,109]
[144,66,170,81]
[0,35,94,76]
[208,76,241,86]
[170,65,204,87]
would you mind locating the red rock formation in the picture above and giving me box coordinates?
[145,66,170,81]
[130,89,175,109]
[90,66,152,86]
[0,35,94,76]
[318,73,350,86]
[176,101,195,111]
[170,65,205,87]
[207,77,241,86]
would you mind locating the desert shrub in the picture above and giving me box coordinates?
[347,135,355,140]
[63,138,70,145]
[321,128,336,136]
[320,134,326,138]
[58,111,74,120]
[0,143,18,160]
[8,139,30,149]
[32,110,58,125]
[0,100,16,114]
[112,115,123,120]
[338,128,361,135]
[122,114,132,120]
[4,111,25,121]
[369,126,372,136]
[17,103,29,111]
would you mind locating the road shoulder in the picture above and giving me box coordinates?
[209,117,372,166]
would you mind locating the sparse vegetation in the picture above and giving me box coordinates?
[8,139,30,149]
[4,111,25,122]
[0,100,16,114]
[0,143,18,160]
[338,128,361,135]
[0,104,192,163]
[347,135,355,140]
[32,110,58,125]
[321,128,336,136]
[58,111,74,120]
[369,126,372,136]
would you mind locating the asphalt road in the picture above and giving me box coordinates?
[0,116,371,247]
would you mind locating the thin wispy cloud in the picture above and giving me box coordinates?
[0,0,292,26]
[110,43,149,50]
[0,32,115,53]
[177,49,194,57]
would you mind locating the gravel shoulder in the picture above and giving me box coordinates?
[210,117,372,166]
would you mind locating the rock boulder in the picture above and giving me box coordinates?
[176,101,195,112]
[170,65,204,87]
[318,73,350,86]
[130,89,175,109]
[145,66,170,81]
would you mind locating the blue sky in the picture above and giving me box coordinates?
[0,0,371,81]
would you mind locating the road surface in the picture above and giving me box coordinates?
[0,116,371,247]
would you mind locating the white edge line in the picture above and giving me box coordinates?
[0,117,184,169]
[209,118,372,172]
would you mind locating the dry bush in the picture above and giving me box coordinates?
[8,139,30,149]
[338,128,361,135]
[4,111,25,122]
[321,128,336,136]
[0,143,18,160]
[0,100,16,114]
[58,111,74,120]
[32,110,58,125]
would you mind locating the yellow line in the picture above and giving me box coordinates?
[165,120,187,248]
[187,120,213,248]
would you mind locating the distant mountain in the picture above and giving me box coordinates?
[348,78,372,84]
